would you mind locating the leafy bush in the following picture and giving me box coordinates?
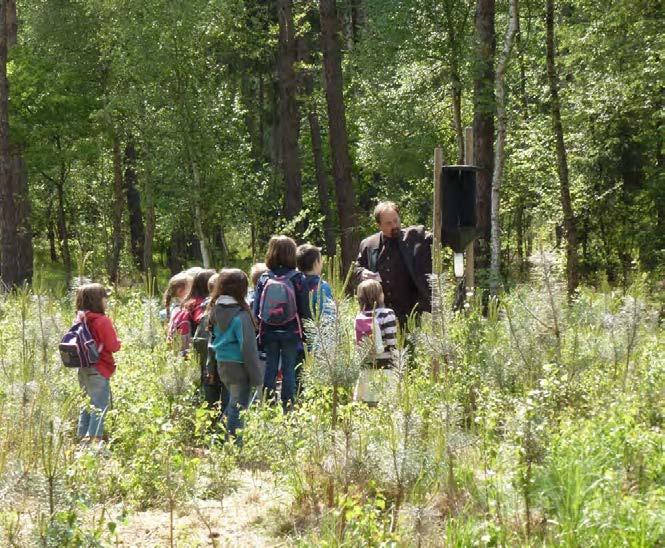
[0,272,661,545]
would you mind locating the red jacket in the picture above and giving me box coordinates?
[84,311,121,379]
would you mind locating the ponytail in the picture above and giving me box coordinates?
[163,272,193,321]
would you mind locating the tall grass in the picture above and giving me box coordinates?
[0,262,662,545]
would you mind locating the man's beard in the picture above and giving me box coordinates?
[390,227,401,239]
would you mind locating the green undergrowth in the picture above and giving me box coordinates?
[0,267,662,546]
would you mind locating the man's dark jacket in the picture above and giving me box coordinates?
[354,225,432,316]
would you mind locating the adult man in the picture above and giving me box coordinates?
[354,202,432,327]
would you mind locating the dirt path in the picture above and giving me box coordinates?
[115,470,291,547]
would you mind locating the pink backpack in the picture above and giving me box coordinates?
[258,271,300,332]
[355,311,384,354]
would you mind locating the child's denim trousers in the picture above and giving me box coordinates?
[77,367,111,438]
[262,330,299,410]
[223,382,252,443]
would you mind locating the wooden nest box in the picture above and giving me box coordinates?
[440,165,484,253]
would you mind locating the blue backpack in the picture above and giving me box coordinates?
[59,315,101,368]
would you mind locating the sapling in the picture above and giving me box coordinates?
[303,295,364,507]
[142,275,161,350]
[0,510,23,547]
[421,273,462,496]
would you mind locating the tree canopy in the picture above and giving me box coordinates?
[1,0,661,289]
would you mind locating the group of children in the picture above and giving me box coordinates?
[72,235,399,446]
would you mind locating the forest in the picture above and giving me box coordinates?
[0,0,663,546]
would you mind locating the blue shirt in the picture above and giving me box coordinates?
[303,274,335,319]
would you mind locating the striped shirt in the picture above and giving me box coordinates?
[355,307,397,368]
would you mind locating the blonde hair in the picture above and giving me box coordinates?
[250,262,268,286]
[357,280,384,311]
[163,272,192,319]
[208,273,219,293]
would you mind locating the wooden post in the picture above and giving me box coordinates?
[464,127,475,290]
[464,127,474,165]
[433,147,443,275]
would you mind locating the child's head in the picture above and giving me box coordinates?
[211,268,249,304]
[250,262,268,287]
[184,269,216,302]
[357,280,384,311]
[296,244,323,275]
[165,272,192,302]
[76,283,109,314]
[207,272,219,294]
[265,235,297,271]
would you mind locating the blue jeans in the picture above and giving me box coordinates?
[223,383,251,442]
[262,330,299,410]
[77,367,111,438]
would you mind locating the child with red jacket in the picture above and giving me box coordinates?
[75,284,121,441]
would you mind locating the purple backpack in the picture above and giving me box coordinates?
[59,314,102,368]
[259,272,300,330]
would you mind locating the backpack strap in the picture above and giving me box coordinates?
[78,310,104,353]
[285,271,303,337]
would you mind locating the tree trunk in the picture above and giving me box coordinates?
[349,0,361,46]
[12,154,32,284]
[193,182,211,268]
[54,166,72,285]
[47,204,57,263]
[451,70,464,165]
[187,153,211,268]
[516,26,528,112]
[109,133,124,284]
[473,0,496,241]
[143,174,155,279]
[123,140,145,270]
[546,0,578,294]
[299,35,337,256]
[319,0,359,274]
[277,0,303,231]
[171,37,211,269]
[0,0,17,289]
[0,4,30,288]
[180,121,211,267]
[216,225,229,263]
[490,0,519,295]
[307,99,337,257]
[515,203,524,272]
[5,0,15,47]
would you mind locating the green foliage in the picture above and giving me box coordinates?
[5,0,660,287]
[0,271,662,543]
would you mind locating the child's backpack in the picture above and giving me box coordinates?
[258,271,300,329]
[59,314,102,368]
[355,312,384,354]
[168,307,193,339]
